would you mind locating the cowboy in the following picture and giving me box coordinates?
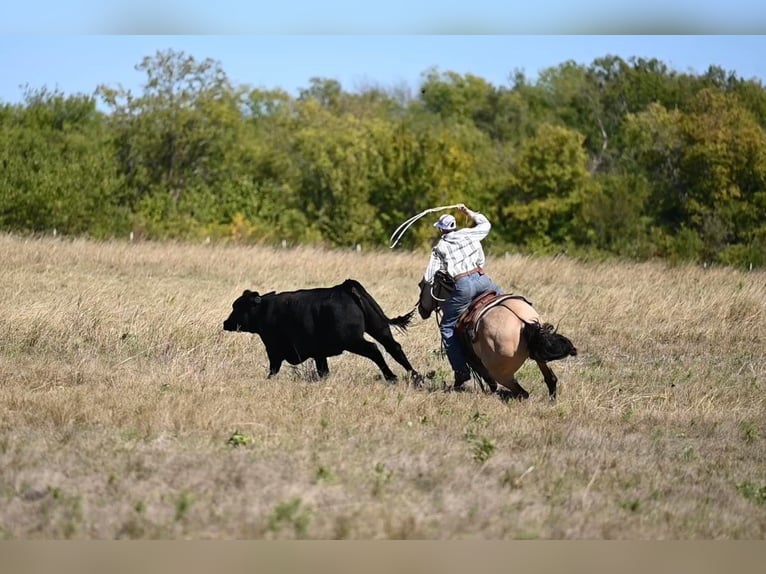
[423,203,503,390]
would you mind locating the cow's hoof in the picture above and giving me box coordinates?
[409,372,425,388]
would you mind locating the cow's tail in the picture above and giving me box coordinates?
[522,321,578,362]
[342,279,414,334]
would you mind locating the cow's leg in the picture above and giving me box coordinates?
[346,340,398,382]
[315,356,330,379]
[266,350,283,378]
[377,336,415,373]
[536,360,558,400]
[267,361,282,378]
[368,329,425,387]
[376,336,424,386]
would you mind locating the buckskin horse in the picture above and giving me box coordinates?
[417,277,577,400]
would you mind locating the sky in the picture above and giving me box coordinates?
[2,1,766,34]
[2,36,766,108]
[1,2,766,106]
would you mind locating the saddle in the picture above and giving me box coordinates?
[456,292,533,343]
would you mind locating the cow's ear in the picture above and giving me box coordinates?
[245,290,261,303]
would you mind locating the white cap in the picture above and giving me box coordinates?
[433,214,456,231]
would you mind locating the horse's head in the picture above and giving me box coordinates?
[417,278,437,320]
[418,271,456,320]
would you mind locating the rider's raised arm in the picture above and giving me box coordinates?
[460,207,491,241]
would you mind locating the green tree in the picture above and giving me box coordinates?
[575,173,653,258]
[498,124,591,252]
[680,89,766,263]
[0,88,124,236]
[97,49,251,238]
[624,91,766,264]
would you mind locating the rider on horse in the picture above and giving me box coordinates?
[422,203,504,390]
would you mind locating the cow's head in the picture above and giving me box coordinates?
[223,289,262,333]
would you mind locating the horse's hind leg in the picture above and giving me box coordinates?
[536,360,558,400]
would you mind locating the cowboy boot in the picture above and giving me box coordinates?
[453,368,471,391]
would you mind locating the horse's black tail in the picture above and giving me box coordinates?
[522,321,577,362]
[342,279,414,334]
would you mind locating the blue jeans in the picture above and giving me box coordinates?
[440,273,504,373]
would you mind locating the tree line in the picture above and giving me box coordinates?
[1,49,765,268]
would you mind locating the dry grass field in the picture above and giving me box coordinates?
[0,232,764,539]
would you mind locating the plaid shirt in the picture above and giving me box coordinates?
[424,211,491,283]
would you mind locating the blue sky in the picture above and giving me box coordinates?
[2,1,766,33]
[2,1,766,105]
[2,35,766,107]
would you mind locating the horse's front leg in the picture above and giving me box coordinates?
[536,360,558,400]
[497,376,529,401]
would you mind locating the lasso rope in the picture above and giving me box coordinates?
[389,204,461,249]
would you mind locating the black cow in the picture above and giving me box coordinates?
[223,279,422,384]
